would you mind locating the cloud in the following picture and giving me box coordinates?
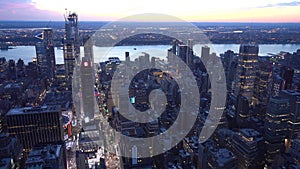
[258,1,300,8]
[0,0,61,20]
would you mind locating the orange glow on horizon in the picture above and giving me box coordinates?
[179,6,300,23]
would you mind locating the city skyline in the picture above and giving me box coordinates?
[1,5,300,168]
[0,0,300,22]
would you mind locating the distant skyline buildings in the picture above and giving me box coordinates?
[1,0,300,22]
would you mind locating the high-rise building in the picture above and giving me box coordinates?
[0,57,7,83]
[236,94,250,128]
[271,75,285,97]
[253,58,273,106]
[271,65,295,96]
[35,28,56,79]
[172,39,178,56]
[234,44,259,103]
[279,90,300,138]
[232,129,265,169]
[138,52,150,69]
[264,97,289,165]
[81,37,95,122]
[221,50,237,91]
[187,39,194,66]
[16,59,25,78]
[201,46,210,65]
[178,44,188,64]
[7,59,16,80]
[6,106,64,153]
[63,12,80,78]
[125,51,130,63]
[280,66,294,90]
[167,48,174,65]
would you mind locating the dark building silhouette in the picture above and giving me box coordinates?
[280,66,294,90]
[279,90,300,139]
[16,59,26,78]
[236,94,250,128]
[35,28,56,79]
[201,46,210,65]
[264,97,289,165]
[7,59,16,81]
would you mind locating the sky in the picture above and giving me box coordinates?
[0,0,300,22]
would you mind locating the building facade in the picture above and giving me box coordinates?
[234,45,259,103]
[63,12,80,78]
[35,28,56,79]
[6,106,63,153]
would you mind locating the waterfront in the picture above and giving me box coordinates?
[1,44,300,64]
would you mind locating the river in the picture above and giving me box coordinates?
[1,44,300,64]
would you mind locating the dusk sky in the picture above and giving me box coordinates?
[0,0,300,22]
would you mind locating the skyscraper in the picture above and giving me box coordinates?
[35,28,56,79]
[6,106,64,153]
[280,66,294,90]
[7,59,16,80]
[63,12,80,78]
[221,50,237,91]
[253,58,273,106]
[234,44,259,103]
[178,44,188,63]
[81,37,95,122]
[264,97,289,165]
[201,46,210,64]
[279,90,300,138]
[187,39,194,66]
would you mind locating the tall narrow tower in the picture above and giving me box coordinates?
[234,44,259,103]
[81,37,95,122]
[63,12,80,78]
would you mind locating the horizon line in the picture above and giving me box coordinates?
[1,20,300,24]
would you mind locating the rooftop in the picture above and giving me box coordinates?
[210,148,236,167]
[240,128,261,138]
[7,105,61,116]
[26,144,62,165]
